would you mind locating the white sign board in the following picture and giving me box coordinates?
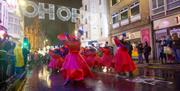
[153,14,180,30]
[20,1,79,23]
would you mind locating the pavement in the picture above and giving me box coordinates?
[21,64,180,91]
[136,63,180,69]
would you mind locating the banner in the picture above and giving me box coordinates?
[141,28,150,45]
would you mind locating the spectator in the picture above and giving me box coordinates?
[172,33,180,63]
[137,42,144,64]
[144,41,151,64]
[158,36,167,64]
[126,41,133,58]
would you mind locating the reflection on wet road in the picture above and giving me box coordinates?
[22,65,179,91]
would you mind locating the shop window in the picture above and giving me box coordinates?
[112,0,117,6]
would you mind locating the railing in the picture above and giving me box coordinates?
[152,5,165,15]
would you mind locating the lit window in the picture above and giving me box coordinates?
[131,2,140,16]
[112,13,119,24]
[152,0,164,9]
[120,8,128,20]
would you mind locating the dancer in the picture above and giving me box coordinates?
[113,36,136,77]
[48,50,64,72]
[86,47,101,69]
[58,34,93,86]
[99,46,114,72]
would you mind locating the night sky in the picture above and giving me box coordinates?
[24,0,82,44]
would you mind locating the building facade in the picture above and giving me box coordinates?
[7,12,23,39]
[79,0,110,47]
[0,0,8,31]
[0,0,24,42]
[24,18,45,52]
[109,0,152,58]
[149,0,180,59]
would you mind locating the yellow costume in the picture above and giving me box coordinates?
[14,43,24,67]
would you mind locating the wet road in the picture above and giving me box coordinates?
[22,65,180,91]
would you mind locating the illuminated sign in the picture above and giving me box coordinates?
[20,1,78,23]
[154,14,180,30]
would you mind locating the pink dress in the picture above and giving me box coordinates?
[61,40,93,81]
[100,47,114,68]
[48,50,64,69]
[113,38,136,73]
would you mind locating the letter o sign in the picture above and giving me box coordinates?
[56,6,71,21]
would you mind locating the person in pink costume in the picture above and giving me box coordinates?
[48,50,64,71]
[59,34,93,86]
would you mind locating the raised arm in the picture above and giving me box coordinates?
[113,37,125,47]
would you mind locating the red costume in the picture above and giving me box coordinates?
[86,48,101,68]
[100,47,114,68]
[113,37,136,73]
[61,39,93,81]
[48,50,64,70]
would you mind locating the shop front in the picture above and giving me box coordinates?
[153,14,180,59]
